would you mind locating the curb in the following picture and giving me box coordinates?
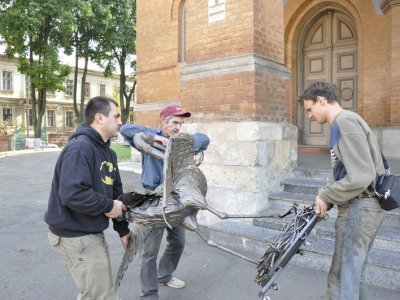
[0,147,62,158]
[117,161,142,174]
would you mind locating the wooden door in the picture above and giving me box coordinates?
[302,11,357,146]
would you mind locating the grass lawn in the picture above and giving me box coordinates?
[111,143,132,161]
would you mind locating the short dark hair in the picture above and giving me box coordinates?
[298,82,339,104]
[84,96,118,125]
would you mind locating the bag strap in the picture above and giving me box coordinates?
[381,152,391,173]
[374,152,391,199]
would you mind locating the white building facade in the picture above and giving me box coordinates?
[0,55,125,143]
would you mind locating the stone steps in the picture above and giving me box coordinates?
[268,191,400,226]
[208,219,400,291]
[292,166,333,180]
[281,178,326,195]
[254,207,400,253]
[208,166,400,291]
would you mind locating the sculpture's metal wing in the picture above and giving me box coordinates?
[123,132,208,227]
[169,132,207,208]
[114,224,152,299]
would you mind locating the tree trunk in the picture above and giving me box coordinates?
[73,30,80,122]
[119,54,135,125]
[80,41,90,123]
[34,91,47,138]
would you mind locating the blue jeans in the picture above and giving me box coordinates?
[327,197,384,300]
[140,225,185,299]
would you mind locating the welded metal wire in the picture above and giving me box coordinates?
[255,205,315,287]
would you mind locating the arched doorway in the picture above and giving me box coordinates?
[300,10,358,146]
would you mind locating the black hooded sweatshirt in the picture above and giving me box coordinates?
[44,124,129,238]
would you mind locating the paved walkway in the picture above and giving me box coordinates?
[1,151,398,300]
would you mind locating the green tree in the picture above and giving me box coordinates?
[0,0,70,138]
[98,0,136,124]
[63,0,111,123]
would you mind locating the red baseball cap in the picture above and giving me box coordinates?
[160,104,191,119]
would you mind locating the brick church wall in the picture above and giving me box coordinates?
[136,0,399,127]
[184,0,254,64]
[136,0,180,105]
[255,72,291,122]
[180,72,256,123]
[253,0,285,62]
[179,0,291,122]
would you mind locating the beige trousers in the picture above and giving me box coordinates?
[48,231,113,300]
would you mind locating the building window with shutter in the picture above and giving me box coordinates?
[100,84,106,96]
[3,108,13,123]
[66,111,73,127]
[47,110,55,127]
[65,80,74,96]
[2,71,13,91]
[84,82,90,98]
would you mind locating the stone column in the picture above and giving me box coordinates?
[184,121,296,224]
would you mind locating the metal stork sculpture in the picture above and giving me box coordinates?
[115,132,318,300]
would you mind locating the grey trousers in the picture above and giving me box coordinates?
[327,197,384,300]
[140,225,185,300]
[48,231,113,300]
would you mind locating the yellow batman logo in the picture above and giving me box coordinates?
[100,161,115,185]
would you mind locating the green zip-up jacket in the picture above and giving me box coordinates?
[319,110,385,205]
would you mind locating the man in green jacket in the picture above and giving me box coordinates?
[299,82,385,299]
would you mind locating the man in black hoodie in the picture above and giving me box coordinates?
[45,96,130,300]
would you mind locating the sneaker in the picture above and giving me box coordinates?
[161,277,186,289]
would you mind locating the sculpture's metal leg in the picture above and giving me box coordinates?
[258,266,283,299]
[193,228,258,265]
[203,205,295,220]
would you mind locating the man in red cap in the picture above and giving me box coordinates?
[120,104,209,300]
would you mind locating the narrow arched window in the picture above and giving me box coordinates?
[178,1,186,63]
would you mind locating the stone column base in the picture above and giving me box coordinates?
[183,121,297,225]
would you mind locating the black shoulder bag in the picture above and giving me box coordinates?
[374,155,400,211]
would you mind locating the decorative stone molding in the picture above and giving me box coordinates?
[181,54,290,81]
[381,0,400,14]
